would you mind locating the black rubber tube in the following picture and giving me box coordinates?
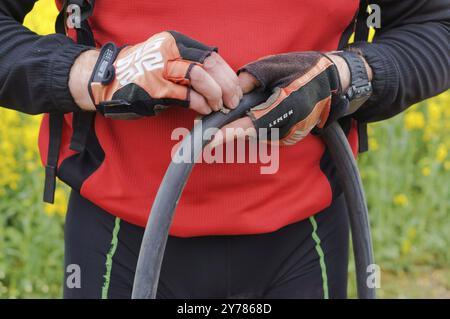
[132,91,375,299]
[322,122,376,299]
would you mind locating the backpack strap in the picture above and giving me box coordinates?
[43,113,64,203]
[353,1,370,153]
[337,0,371,153]
[354,1,370,43]
[68,2,96,153]
[43,0,96,203]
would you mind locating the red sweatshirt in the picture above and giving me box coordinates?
[40,0,359,236]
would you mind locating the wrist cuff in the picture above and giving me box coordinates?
[346,42,400,120]
[48,40,92,112]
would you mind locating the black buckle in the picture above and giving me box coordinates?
[91,43,120,84]
[43,165,57,204]
[346,82,372,100]
[96,100,143,120]
[88,43,121,105]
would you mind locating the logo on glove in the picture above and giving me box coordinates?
[116,37,165,86]
[268,109,294,128]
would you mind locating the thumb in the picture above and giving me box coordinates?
[207,116,256,149]
[238,72,260,94]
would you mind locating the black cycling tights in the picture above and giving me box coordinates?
[64,191,349,299]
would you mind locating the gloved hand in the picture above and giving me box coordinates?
[210,52,347,147]
[88,31,242,119]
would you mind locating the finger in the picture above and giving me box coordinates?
[189,90,212,115]
[238,72,260,94]
[203,52,242,109]
[207,116,255,149]
[189,64,223,111]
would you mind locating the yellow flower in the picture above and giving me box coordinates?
[436,144,447,163]
[401,239,412,256]
[44,187,68,217]
[422,166,431,176]
[23,0,58,35]
[407,227,417,240]
[393,194,408,207]
[10,182,18,191]
[427,101,442,122]
[44,203,55,217]
[404,111,425,130]
[369,138,379,151]
[367,125,374,137]
[444,161,450,171]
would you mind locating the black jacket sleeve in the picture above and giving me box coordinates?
[349,0,450,123]
[0,0,90,114]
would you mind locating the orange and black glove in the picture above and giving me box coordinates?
[88,31,217,119]
[238,52,347,145]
